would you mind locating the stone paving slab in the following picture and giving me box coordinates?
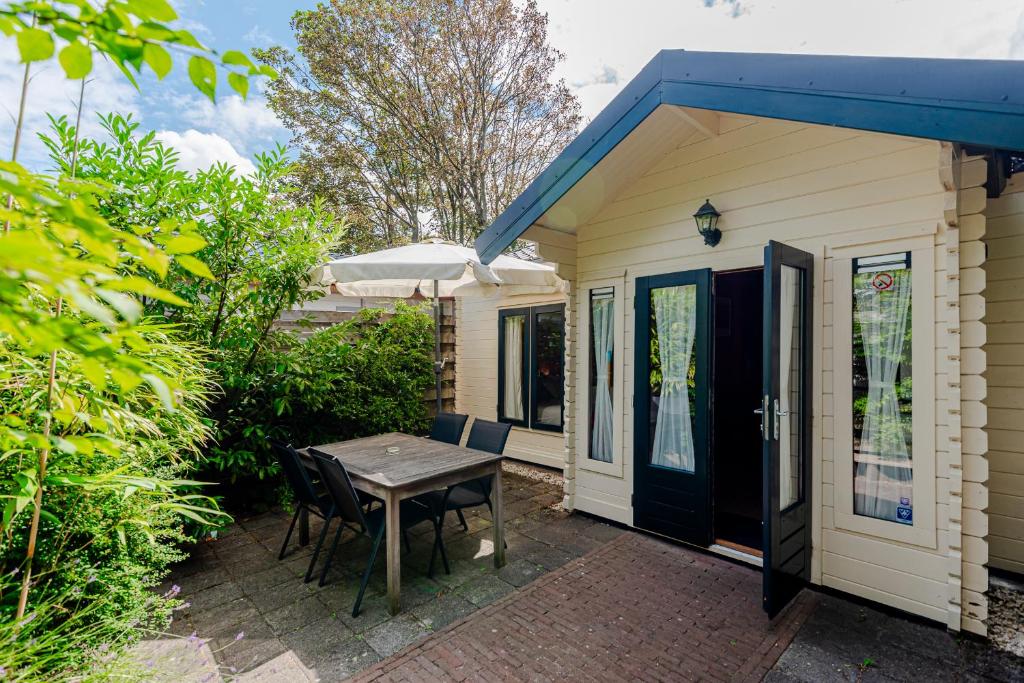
[351,532,816,682]
[155,463,619,680]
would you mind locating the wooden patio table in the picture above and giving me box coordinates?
[304,432,506,615]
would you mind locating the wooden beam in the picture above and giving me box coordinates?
[669,105,719,138]
[522,224,578,249]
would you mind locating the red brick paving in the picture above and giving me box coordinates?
[352,532,816,682]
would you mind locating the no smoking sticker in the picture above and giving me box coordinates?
[872,272,894,290]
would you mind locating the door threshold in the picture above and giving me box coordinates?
[710,541,763,567]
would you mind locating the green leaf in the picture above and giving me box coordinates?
[125,0,178,21]
[96,288,143,323]
[143,43,171,79]
[58,41,93,79]
[106,275,189,306]
[256,64,278,79]
[141,373,174,410]
[227,71,249,100]
[221,50,253,68]
[188,55,216,101]
[175,254,215,279]
[17,27,55,63]
[163,233,207,255]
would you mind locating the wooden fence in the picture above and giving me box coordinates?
[274,299,456,416]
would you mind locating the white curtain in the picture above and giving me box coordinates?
[779,266,799,509]
[854,269,912,521]
[503,315,524,421]
[590,296,614,462]
[651,285,696,472]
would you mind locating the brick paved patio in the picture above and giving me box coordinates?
[155,463,623,680]
[148,461,1024,682]
[351,533,815,683]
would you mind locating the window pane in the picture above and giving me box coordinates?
[852,252,913,525]
[501,314,525,421]
[589,288,615,462]
[779,265,802,509]
[533,309,564,427]
[648,284,697,473]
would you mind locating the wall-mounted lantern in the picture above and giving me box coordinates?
[693,199,722,247]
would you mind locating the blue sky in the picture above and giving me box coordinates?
[2,0,1022,174]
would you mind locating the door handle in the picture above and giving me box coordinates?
[773,398,781,441]
[754,395,770,441]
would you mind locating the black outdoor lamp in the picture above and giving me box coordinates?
[693,199,722,247]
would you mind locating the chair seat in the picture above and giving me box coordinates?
[417,484,487,511]
[363,499,435,535]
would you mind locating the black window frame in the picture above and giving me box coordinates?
[497,304,565,433]
[497,307,530,427]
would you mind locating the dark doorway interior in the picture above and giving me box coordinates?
[712,268,764,554]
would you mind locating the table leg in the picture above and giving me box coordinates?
[298,508,309,546]
[492,463,506,568]
[385,490,402,615]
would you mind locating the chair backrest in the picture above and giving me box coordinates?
[269,438,321,508]
[465,419,513,455]
[456,420,512,500]
[430,412,469,445]
[311,451,368,528]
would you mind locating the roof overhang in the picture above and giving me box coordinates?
[475,50,1024,263]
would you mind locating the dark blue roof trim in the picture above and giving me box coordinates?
[476,50,1024,263]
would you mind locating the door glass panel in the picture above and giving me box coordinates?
[852,252,913,524]
[779,265,802,509]
[533,310,564,427]
[589,287,615,462]
[648,284,697,472]
[501,314,525,421]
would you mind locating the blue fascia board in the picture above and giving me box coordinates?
[660,80,1024,151]
[475,50,1024,263]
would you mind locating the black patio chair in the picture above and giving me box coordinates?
[416,419,511,576]
[310,451,450,616]
[268,439,338,570]
[429,412,469,445]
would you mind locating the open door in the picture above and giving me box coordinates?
[762,241,813,617]
[634,269,712,546]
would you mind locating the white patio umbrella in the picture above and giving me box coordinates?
[316,239,566,413]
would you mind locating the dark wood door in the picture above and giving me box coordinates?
[633,269,712,545]
[761,241,814,617]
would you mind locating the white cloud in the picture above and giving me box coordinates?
[243,24,274,46]
[539,0,1024,120]
[181,91,287,156]
[155,129,257,175]
[0,43,138,170]
[1011,10,1024,58]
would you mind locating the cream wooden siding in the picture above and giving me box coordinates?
[454,293,568,469]
[985,172,1024,576]
[528,111,980,628]
[949,151,989,635]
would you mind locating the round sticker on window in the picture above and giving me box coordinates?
[871,272,894,290]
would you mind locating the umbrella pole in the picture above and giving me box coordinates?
[433,280,443,415]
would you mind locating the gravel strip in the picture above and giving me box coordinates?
[501,460,565,510]
[988,576,1024,658]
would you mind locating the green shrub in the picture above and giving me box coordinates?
[204,303,435,507]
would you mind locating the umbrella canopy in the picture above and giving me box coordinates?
[317,240,566,298]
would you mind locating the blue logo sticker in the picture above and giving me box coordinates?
[900,497,911,506]
[896,506,913,524]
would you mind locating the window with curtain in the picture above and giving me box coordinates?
[588,288,615,462]
[648,284,698,473]
[499,312,526,423]
[852,252,913,525]
[497,304,565,431]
